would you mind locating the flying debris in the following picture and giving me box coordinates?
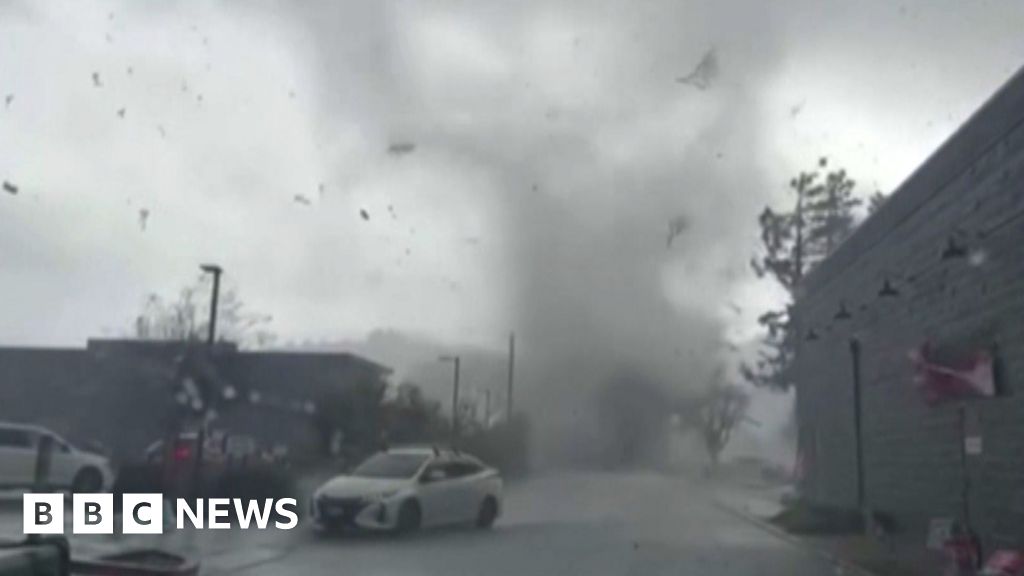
[666,215,689,247]
[196,94,203,104]
[157,125,166,138]
[92,72,102,87]
[138,209,150,231]
[4,94,12,108]
[360,209,370,221]
[127,66,133,76]
[181,81,189,93]
[317,183,325,198]
[387,204,397,219]
[3,180,18,195]
[288,90,296,99]
[117,108,126,119]
[387,142,416,156]
[676,48,717,90]
[105,33,113,43]
[790,100,806,117]
[293,194,312,206]
[727,302,743,315]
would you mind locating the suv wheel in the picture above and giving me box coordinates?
[71,467,103,493]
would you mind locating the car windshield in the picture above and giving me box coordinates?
[351,453,429,479]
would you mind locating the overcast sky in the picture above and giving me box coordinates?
[2,0,1023,358]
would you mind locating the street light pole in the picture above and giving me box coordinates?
[194,263,222,497]
[439,355,461,443]
[200,264,223,346]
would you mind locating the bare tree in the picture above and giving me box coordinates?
[700,377,751,467]
[133,276,275,349]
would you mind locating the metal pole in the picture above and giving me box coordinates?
[485,389,491,427]
[195,264,222,497]
[452,357,461,441]
[506,332,515,423]
[206,268,221,346]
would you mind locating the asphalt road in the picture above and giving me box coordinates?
[1,471,839,575]
[189,471,840,576]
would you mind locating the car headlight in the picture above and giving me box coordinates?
[370,490,398,501]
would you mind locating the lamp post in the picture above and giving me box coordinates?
[438,355,461,443]
[199,264,223,346]
[193,263,222,497]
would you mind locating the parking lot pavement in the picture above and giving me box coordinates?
[212,472,843,576]
[4,473,848,576]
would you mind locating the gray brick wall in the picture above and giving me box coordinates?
[794,65,1024,548]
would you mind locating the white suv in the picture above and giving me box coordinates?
[0,422,114,492]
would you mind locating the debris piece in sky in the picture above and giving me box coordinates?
[181,81,188,93]
[728,302,743,315]
[105,33,113,43]
[3,180,18,195]
[819,156,828,168]
[127,66,133,76]
[293,194,311,206]
[676,48,717,90]
[790,100,806,117]
[667,215,689,247]
[91,72,102,87]
[4,94,12,108]
[138,209,149,231]
[317,183,325,198]
[387,204,396,219]
[108,11,114,20]
[387,142,416,156]
[288,90,295,99]
[157,125,166,138]
[117,108,126,119]
[196,94,203,104]
[360,209,370,221]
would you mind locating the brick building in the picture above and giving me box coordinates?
[0,339,390,463]
[794,66,1024,549]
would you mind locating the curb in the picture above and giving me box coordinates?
[714,498,880,576]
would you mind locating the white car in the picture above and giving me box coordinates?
[310,446,502,534]
[0,422,114,492]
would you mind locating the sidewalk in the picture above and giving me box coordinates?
[714,482,946,576]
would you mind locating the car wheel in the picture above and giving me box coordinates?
[71,467,103,493]
[476,496,498,529]
[395,500,421,535]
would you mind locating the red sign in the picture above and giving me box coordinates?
[909,343,995,404]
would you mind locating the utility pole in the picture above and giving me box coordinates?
[439,355,461,442]
[506,332,515,423]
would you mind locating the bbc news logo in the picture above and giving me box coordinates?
[24,494,298,534]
